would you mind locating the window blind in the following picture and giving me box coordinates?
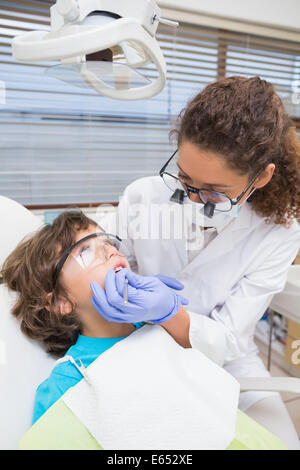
[0,0,299,207]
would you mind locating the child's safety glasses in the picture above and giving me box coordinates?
[52,232,130,289]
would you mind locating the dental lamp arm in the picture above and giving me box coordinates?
[12,17,167,101]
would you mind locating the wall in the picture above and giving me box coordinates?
[159,0,300,32]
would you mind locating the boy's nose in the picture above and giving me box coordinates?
[103,243,119,260]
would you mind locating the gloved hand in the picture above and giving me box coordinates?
[90,268,189,324]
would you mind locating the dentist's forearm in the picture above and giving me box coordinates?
[160,305,192,349]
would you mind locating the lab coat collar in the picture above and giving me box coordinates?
[228,200,255,232]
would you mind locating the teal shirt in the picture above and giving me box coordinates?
[32,323,145,424]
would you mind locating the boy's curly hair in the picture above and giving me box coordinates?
[1,210,97,357]
[172,76,300,226]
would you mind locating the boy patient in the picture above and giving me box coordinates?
[2,211,145,424]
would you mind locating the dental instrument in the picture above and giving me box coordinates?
[91,270,189,324]
[123,278,129,305]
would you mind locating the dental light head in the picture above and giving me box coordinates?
[12,0,178,100]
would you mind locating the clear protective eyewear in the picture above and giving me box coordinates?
[159,149,261,212]
[52,232,130,289]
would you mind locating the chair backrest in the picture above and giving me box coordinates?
[0,196,42,270]
[0,197,56,449]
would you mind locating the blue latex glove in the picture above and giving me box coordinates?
[90,268,189,324]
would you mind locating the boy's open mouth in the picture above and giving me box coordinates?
[113,263,127,274]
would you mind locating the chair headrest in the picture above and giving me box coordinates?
[0,196,42,270]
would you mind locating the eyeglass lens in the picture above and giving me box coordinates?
[62,236,129,277]
[162,173,232,210]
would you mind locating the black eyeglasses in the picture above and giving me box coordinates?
[52,232,128,290]
[160,149,261,212]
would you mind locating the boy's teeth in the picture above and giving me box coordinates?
[115,267,122,273]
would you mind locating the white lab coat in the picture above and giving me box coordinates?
[101,176,300,411]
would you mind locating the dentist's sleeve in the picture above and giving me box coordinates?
[187,310,227,367]
[187,229,300,367]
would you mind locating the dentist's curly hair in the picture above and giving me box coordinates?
[172,76,300,226]
[1,211,96,357]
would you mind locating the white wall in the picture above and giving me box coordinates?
[159,0,300,32]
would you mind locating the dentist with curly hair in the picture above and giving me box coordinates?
[91,76,300,449]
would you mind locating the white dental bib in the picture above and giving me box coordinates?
[62,325,240,450]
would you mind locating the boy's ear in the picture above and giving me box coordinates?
[46,293,73,315]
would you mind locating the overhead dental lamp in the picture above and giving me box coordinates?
[12,0,179,100]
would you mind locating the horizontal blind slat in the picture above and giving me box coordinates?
[1,5,300,206]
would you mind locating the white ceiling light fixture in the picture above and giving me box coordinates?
[12,0,179,101]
